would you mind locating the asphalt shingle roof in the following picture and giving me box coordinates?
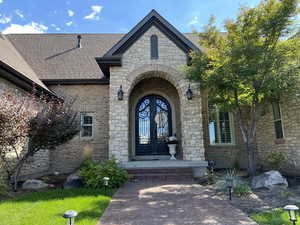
[7,33,199,80]
[0,34,49,90]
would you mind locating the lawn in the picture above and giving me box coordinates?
[0,188,114,225]
[250,204,300,225]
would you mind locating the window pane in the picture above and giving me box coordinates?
[219,112,232,143]
[83,116,93,125]
[82,126,92,137]
[274,121,284,139]
[272,102,281,120]
[150,35,158,59]
[209,111,219,144]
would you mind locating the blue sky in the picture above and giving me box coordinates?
[0,0,262,34]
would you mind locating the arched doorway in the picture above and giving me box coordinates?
[135,94,172,156]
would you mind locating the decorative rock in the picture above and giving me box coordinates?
[251,170,288,190]
[22,179,48,190]
[63,174,84,189]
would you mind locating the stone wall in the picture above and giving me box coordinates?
[48,84,109,173]
[109,25,205,162]
[0,77,50,179]
[256,97,300,174]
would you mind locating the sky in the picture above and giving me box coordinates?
[0,0,262,34]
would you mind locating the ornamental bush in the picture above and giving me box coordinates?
[79,159,129,189]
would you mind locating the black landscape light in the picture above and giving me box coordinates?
[103,177,110,195]
[284,205,299,225]
[63,210,78,225]
[226,177,234,201]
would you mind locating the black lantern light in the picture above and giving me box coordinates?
[117,85,124,100]
[63,210,78,225]
[186,84,193,100]
[284,205,299,225]
[225,177,234,201]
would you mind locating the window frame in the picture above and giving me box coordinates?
[150,34,159,59]
[80,112,94,139]
[208,107,235,146]
[271,102,284,139]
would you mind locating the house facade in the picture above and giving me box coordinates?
[0,10,299,178]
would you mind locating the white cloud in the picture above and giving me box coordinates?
[0,15,11,24]
[66,21,73,26]
[84,5,102,21]
[14,10,24,19]
[51,24,61,31]
[2,22,48,34]
[0,0,3,3]
[67,10,74,17]
[188,16,199,26]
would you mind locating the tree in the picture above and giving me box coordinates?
[185,0,300,176]
[0,87,80,190]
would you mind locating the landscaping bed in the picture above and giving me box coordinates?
[0,188,114,225]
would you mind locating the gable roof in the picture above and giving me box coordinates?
[104,9,200,57]
[0,34,55,96]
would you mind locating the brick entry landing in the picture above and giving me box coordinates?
[98,181,258,225]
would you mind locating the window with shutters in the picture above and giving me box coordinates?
[208,107,235,145]
[150,35,158,59]
[272,102,284,139]
[80,113,94,138]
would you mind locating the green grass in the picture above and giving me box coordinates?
[250,204,300,225]
[0,188,114,225]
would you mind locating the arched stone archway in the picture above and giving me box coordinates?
[109,64,205,162]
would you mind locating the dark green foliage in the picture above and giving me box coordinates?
[79,159,129,189]
[233,184,252,197]
[266,151,288,170]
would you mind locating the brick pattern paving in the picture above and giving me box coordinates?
[98,181,258,225]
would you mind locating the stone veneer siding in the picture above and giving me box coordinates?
[109,26,205,162]
[0,77,50,179]
[48,84,109,173]
[256,97,300,174]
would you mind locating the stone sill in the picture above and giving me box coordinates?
[274,138,285,145]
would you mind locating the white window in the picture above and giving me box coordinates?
[80,113,94,138]
[272,102,284,139]
[208,107,235,145]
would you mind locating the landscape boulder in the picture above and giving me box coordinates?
[63,174,84,189]
[22,179,48,190]
[251,170,288,190]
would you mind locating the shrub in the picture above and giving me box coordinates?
[216,169,242,192]
[233,184,252,197]
[0,174,8,196]
[79,159,128,189]
[266,151,288,171]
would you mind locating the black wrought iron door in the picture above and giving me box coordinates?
[135,95,172,156]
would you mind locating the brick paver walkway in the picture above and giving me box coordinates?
[98,181,258,225]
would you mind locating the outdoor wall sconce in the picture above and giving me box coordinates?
[225,177,234,201]
[186,84,193,100]
[117,85,124,100]
[63,210,78,225]
[284,205,299,225]
[103,177,110,195]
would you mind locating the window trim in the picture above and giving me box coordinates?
[80,113,94,139]
[271,102,284,139]
[208,108,235,146]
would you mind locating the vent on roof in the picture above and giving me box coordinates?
[77,35,82,48]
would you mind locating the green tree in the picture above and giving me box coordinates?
[185,0,300,176]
